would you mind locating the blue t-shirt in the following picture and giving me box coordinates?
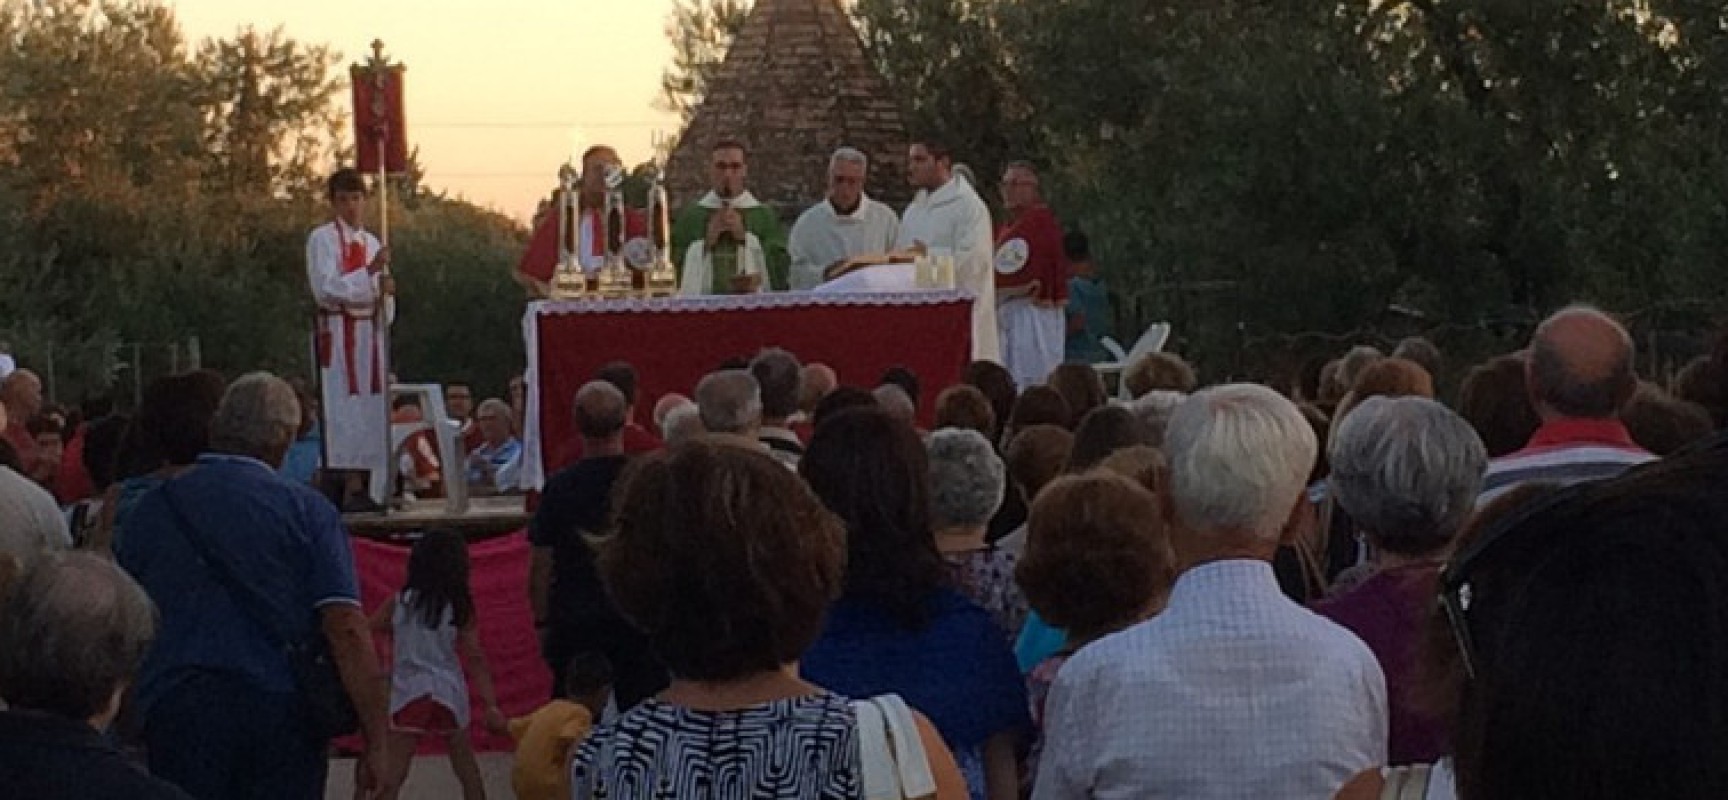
[1014,610,1069,673]
[279,425,322,485]
[802,589,1031,751]
[1065,275,1113,363]
[118,454,360,710]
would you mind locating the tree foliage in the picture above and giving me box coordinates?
[658,0,753,121]
[0,0,527,405]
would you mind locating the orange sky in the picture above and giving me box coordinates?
[173,0,683,221]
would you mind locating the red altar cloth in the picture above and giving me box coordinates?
[349,531,550,754]
[523,291,974,487]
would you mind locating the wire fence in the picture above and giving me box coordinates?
[4,338,202,412]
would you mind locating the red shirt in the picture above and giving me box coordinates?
[56,426,94,504]
[1518,416,1646,455]
[993,205,1069,303]
[3,422,36,465]
[460,420,485,455]
[516,204,648,288]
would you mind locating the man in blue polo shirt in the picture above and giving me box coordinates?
[118,373,395,800]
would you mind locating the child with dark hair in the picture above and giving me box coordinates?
[369,529,505,800]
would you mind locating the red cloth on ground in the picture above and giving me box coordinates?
[994,205,1069,304]
[531,298,973,479]
[348,531,550,754]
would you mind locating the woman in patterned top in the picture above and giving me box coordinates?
[926,427,1028,641]
[1016,470,1177,789]
[570,440,965,800]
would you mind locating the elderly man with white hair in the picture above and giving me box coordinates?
[787,147,901,290]
[1034,384,1387,800]
[118,372,396,799]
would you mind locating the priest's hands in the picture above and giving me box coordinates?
[729,272,763,294]
[706,205,746,246]
[378,274,396,297]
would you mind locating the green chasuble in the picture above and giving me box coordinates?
[671,192,790,293]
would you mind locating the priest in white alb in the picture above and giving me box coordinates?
[897,137,1001,361]
[307,167,394,505]
[788,147,900,290]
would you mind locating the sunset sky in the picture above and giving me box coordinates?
[173,0,684,221]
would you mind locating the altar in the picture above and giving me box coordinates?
[521,290,974,488]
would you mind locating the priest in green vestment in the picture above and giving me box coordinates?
[671,139,790,295]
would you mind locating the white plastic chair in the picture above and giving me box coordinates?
[1091,322,1172,399]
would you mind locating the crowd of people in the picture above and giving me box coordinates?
[2,299,1728,800]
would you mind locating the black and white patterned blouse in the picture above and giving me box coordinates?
[569,691,861,799]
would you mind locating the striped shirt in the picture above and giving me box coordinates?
[1477,417,1654,506]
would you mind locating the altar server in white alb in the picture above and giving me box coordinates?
[897,137,1000,361]
[788,147,901,290]
[307,167,394,504]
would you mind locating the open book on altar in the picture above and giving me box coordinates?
[812,261,920,294]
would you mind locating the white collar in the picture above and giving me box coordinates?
[698,190,762,210]
[913,177,966,208]
[825,195,874,220]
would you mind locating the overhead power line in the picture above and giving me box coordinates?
[413,121,671,130]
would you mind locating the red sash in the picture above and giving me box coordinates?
[331,220,383,396]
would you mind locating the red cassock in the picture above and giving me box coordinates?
[993,204,1070,304]
[515,204,649,289]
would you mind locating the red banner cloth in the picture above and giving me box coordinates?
[351,66,409,175]
[528,293,974,481]
[349,531,550,754]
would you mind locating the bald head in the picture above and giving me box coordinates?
[800,364,837,414]
[573,380,627,441]
[1528,305,1636,420]
[653,392,692,430]
[1,369,42,420]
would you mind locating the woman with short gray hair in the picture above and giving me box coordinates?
[1314,395,1487,766]
[926,427,1027,641]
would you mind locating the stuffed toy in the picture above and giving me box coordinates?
[509,700,593,800]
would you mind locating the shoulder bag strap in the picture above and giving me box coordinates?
[160,478,295,652]
[854,697,899,800]
[1380,764,1434,800]
[873,694,936,800]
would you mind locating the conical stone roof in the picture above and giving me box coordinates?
[665,0,911,214]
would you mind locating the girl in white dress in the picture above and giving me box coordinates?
[369,529,507,800]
